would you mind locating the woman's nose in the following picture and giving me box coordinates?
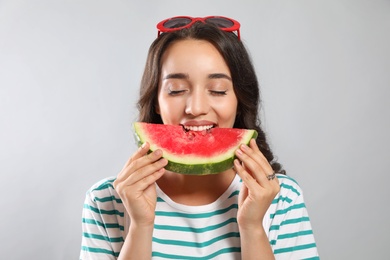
[185,90,210,116]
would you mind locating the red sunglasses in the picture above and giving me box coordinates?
[156,16,241,40]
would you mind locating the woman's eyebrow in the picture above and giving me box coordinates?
[208,73,232,81]
[163,73,189,80]
[163,72,232,81]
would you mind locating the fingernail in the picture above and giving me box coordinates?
[141,142,147,149]
[160,158,168,165]
[236,149,243,156]
[241,144,249,151]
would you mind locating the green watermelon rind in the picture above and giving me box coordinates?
[133,123,258,175]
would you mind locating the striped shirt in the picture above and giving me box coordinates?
[80,174,319,259]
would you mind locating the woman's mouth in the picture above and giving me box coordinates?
[182,125,214,132]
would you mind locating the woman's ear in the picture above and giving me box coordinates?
[155,104,160,114]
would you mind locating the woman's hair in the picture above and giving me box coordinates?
[137,22,285,174]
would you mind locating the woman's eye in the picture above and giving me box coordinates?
[168,89,186,96]
[210,90,227,96]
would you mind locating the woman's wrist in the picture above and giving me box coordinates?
[129,221,154,236]
[118,223,154,260]
[238,223,267,239]
[239,224,274,260]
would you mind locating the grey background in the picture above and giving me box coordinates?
[1,0,389,259]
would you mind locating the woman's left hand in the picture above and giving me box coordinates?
[234,138,280,229]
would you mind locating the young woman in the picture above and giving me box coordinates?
[80,16,319,259]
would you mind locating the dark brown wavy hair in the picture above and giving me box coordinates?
[137,21,285,174]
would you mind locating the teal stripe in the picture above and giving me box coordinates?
[280,183,300,196]
[269,216,310,231]
[82,218,124,230]
[228,190,239,198]
[269,229,314,245]
[156,204,238,218]
[282,216,310,225]
[272,195,293,204]
[152,247,241,259]
[303,257,320,260]
[83,232,124,243]
[154,217,237,233]
[270,216,311,231]
[274,243,317,254]
[81,246,119,257]
[278,229,313,240]
[157,197,165,202]
[83,204,124,217]
[269,225,280,231]
[94,195,122,204]
[153,232,240,248]
[91,181,115,192]
[270,203,306,219]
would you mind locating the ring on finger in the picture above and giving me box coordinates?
[267,172,276,180]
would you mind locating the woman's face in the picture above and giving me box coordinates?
[157,39,238,131]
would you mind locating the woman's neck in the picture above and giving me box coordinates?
[156,169,236,206]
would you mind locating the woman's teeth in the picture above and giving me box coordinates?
[183,125,214,131]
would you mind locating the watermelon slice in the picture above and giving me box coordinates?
[133,122,258,175]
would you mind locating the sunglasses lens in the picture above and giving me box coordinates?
[163,17,192,29]
[205,17,234,28]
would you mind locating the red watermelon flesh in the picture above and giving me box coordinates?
[133,122,258,175]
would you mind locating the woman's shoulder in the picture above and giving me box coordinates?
[265,174,310,222]
[275,174,305,201]
[87,176,116,191]
[276,173,303,188]
[84,176,119,203]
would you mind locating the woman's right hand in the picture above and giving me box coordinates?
[113,142,168,227]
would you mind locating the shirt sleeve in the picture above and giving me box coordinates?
[80,179,124,260]
[268,175,319,259]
